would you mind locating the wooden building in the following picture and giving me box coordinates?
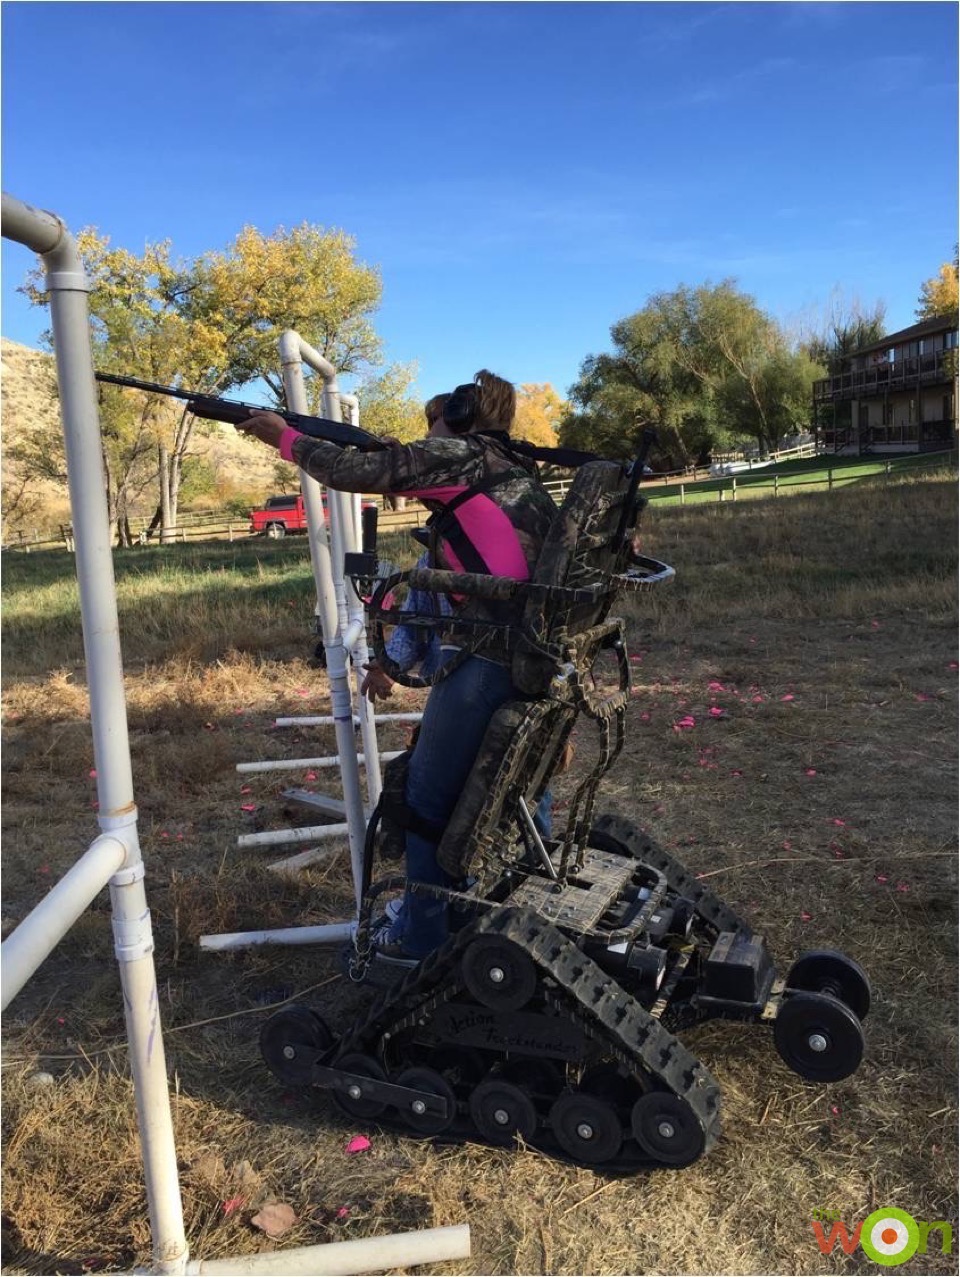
[813,312,958,453]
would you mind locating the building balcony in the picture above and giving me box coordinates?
[813,349,957,402]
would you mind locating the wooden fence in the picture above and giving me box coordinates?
[2,502,430,553]
[4,450,956,552]
[642,449,957,507]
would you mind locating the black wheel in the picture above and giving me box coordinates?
[631,1091,706,1167]
[461,936,538,1012]
[549,1091,623,1165]
[260,1006,332,1084]
[394,1067,457,1134]
[469,1078,538,1145]
[785,949,871,1020]
[773,991,864,1083]
[265,521,286,539]
[332,1053,389,1120]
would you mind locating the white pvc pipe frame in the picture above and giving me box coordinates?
[0,193,470,1277]
[202,336,380,909]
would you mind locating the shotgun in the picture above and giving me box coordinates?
[94,372,386,451]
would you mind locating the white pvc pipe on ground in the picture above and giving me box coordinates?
[1,834,126,1010]
[274,714,422,726]
[266,845,339,873]
[198,920,354,951]
[236,751,402,774]
[185,1224,470,1275]
[238,822,349,849]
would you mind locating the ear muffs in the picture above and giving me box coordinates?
[442,383,479,434]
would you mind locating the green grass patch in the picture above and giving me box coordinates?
[644,449,956,506]
[1,531,419,675]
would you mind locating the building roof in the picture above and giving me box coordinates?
[855,312,959,357]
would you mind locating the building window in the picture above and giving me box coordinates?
[908,398,917,423]
[944,330,958,350]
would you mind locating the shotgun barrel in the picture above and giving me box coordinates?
[94,371,385,451]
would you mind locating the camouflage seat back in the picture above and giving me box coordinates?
[436,697,576,880]
[512,460,639,695]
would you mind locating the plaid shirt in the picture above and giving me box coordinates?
[385,553,454,676]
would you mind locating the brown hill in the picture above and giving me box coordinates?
[1,338,285,539]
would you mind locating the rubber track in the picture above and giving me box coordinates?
[590,813,751,937]
[338,905,722,1164]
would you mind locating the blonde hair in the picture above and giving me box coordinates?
[473,369,516,432]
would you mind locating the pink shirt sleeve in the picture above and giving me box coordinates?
[278,427,300,463]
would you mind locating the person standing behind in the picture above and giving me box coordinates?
[361,394,455,704]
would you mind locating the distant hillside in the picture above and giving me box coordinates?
[1,338,286,538]
[1,338,70,536]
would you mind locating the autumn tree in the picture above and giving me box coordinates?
[354,363,424,443]
[22,232,195,543]
[916,250,959,319]
[21,223,385,543]
[176,224,383,409]
[513,383,567,446]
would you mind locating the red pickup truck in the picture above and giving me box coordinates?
[249,494,376,539]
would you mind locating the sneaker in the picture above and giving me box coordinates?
[370,920,419,967]
[370,897,406,931]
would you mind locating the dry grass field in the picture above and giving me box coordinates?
[2,470,957,1276]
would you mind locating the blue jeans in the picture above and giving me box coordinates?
[395,655,516,957]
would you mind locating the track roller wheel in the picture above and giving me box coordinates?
[631,1091,705,1167]
[549,1091,623,1165]
[394,1067,457,1134]
[773,991,864,1082]
[332,1053,389,1120]
[785,949,871,1020]
[469,1077,538,1145]
[462,936,538,1012]
[260,1006,332,1084]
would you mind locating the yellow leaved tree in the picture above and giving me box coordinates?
[513,383,568,447]
[916,253,959,320]
[22,223,384,544]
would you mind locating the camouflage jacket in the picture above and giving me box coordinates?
[291,430,558,663]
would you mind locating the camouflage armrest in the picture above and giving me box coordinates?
[406,566,607,606]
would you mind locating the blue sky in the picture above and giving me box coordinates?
[2,2,957,403]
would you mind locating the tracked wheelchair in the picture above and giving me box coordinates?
[259,440,869,1173]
